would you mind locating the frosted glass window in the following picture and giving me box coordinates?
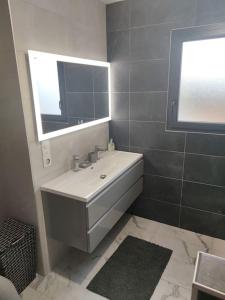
[178,38,225,124]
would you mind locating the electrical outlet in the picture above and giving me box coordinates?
[41,140,52,168]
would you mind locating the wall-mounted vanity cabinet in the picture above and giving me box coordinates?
[41,151,143,253]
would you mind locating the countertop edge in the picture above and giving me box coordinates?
[41,154,143,203]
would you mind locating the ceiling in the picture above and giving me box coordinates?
[101,0,124,4]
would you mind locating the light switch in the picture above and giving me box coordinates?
[41,140,52,168]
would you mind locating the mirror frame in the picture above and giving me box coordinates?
[167,24,225,133]
[28,50,111,141]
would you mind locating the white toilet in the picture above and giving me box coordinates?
[0,276,20,300]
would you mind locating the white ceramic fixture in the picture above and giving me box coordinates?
[41,151,143,202]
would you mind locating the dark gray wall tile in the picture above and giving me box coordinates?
[64,63,93,92]
[130,121,185,151]
[184,154,225,186]
[93,68,108,92]
[111,93,129,120]
[111,62,130,92]
[66,93,94,118]
[42,121,70,134]
[106,1,130,32]
[94,93,109,119]
[130,60,168,92]
[130,24,172,61]
[130,0,195,27]
[108,30,130,62]
[116,145,130,152]
[182,181,225,215]
[131,148,184,179]
[144,175,182,204]
[131,196,180,227]
[180,207,225,239]
[186,133,225,157]
[195,0,225,25]
[130,92,167,122]
[109,120,129,147]
[107,0,225,238]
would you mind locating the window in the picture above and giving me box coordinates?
[167,24,225,133]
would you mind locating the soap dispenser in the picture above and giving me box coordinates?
[72,154,80,172]
[108,139,115,152]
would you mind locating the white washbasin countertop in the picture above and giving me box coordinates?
[41,151,143,202]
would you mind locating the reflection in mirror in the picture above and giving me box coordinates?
[179,37,225,124]
[28,51,110,141]
[36,57,61,116]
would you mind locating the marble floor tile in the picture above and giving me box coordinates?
[152,222,213,251]
[162,257,195,289]
[27,214,225,300]
[29,272,108,300]
[21,286,50,300]
[151,279,191,300]
[209,237,225,259]
[34,272,71,298]
[53,283,108,300]
[55,248,105,285]
[119,215,161,242]
[151,224,209,265]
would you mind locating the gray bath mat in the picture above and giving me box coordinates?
[87,235,172,300]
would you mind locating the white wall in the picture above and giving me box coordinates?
[9,0,108,274]
[0,1,36,225]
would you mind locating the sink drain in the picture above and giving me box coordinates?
[100,174,107,179]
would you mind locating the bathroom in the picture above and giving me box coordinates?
[0,0,225,299]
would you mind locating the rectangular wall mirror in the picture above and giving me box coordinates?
[167,25,225,133]
[28,50,111,141]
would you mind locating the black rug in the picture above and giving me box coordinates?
[198,292,219,300]
[87,236,172,300]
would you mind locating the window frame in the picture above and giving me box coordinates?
[167,24,225,133]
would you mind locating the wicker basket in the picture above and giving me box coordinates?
[0,218,36,293]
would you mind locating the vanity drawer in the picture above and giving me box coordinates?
[87,160,143,229]
[87,178,143,252]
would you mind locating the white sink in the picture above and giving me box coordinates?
[41,151,143,202]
